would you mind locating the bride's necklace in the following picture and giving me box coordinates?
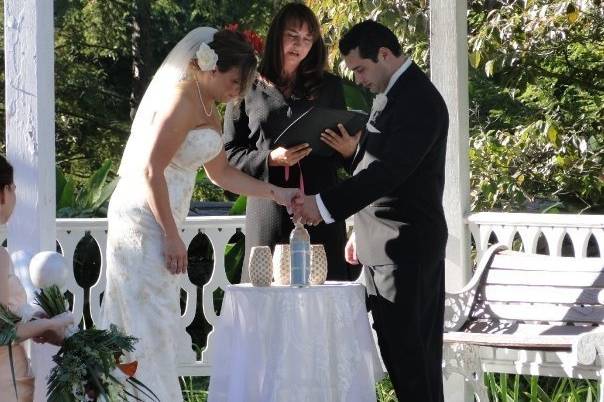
[194,78,214,118]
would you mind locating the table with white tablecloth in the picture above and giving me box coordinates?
[207,282,384,402]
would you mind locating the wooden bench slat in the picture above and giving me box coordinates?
[444,321,598,348]
[472,301,604,324]
[481,285,603,305]
[491,252,604,272]
[486,269,604,287]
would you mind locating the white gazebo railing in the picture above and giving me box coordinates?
[56,216,246,377]
[468,212,604,260]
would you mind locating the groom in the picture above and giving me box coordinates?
[293,20,449,402]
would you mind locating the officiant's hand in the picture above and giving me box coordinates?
[268,144,311,167]
[321,124,362,159]
[292,195,323,226]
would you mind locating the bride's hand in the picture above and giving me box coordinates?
[271,187,303,212]
[164,234,188,275]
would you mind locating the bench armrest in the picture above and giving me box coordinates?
[574,329,604,366]
[444,244,508,332]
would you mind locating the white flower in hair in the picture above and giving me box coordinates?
[196,42,218,71]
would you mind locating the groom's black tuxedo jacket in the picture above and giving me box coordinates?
[321,62,449,266]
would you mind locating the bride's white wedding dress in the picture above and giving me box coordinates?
[101,127,223,401]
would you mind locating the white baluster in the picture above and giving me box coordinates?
[518,226,541,254]
[493,225,516,247]
[88,229,107,327]
[201,226,235,365]
[58,230,86,323]
[567,227,592,258]
[542,227,566,256]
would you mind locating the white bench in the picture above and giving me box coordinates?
[443,244,604,401]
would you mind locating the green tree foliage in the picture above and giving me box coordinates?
[468,0,604,212]
[2,0,285,193]
[310,0,603,213]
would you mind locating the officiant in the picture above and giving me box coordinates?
[223,3,361,280]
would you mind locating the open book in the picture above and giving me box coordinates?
[274,106,368,157]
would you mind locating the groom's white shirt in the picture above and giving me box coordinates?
[316,57,412,224]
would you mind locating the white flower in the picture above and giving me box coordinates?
[369,93,388,122]
[366,93,388,133]
[19,303,35,322]
[196,42,218,71]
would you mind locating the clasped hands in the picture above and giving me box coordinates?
[274,189,323,226]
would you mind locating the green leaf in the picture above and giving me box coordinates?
[342,79,370,113]
[195,169,208,184]
[79,160,112,209]
[544,122,558,146]
[57,178,76,211]
[567,3,579,23]
[225,239,245,284]
[229,196,247,215]
[469,51,481,69]
[56,168,67,206]
[90,177,118,211]
[8,344,18,399]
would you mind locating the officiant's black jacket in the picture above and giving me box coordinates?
[224,72,353,279]
[321,62,449,266]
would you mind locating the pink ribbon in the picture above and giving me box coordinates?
[283,164,305,195]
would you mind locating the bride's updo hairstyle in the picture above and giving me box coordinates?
[207,30,257,94]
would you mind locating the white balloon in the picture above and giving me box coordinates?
[29,251,68,289]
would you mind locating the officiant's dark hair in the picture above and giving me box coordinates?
[339,20,401,62]
[260,3,327,99]
[210,30,257,93]
[0,155,13,188]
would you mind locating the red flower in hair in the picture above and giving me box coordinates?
[243,30,264,55]
[225,23,239,32]
[224,23,264,55]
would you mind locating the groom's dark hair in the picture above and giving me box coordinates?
[339,20,401,62]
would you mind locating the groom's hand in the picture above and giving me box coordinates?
[345,232,359,265]
[293,195,322,226]
[321,124,362,159]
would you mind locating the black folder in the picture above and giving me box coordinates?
[273,107,368,157]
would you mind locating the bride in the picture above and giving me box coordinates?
[100,27,300,401]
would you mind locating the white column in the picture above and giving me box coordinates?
[430,0,471,297]
[4,2,57,402]
[430,1,473,401]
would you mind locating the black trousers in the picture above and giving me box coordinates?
[366,258,445,402]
